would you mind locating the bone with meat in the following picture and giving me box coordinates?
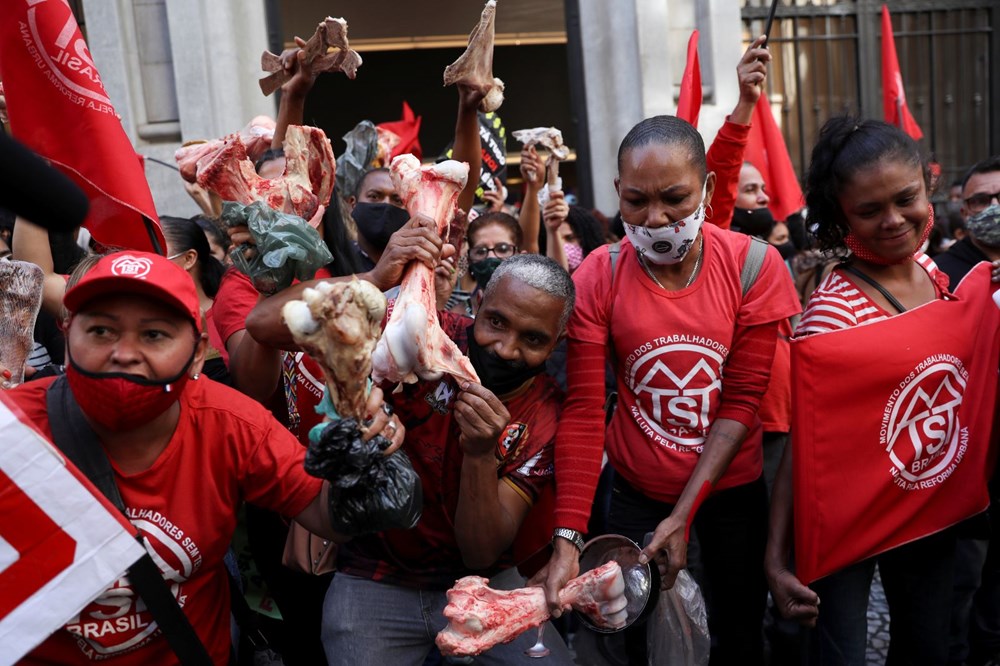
[259,17,363,96]
[193,124,335,221]
[436,561,628,657]
[371,155,479,386]
[513,127,570,186]
[174,116,276,184]
[443,0,504,113]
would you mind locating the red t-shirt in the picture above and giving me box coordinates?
[758,319,792,433]
[337,313,560,588]
[10,377,322,666]
[568,224,801,502]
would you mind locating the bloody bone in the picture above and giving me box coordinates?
[435,561,628,657]
[174,116,276,184]
[512,127,570,186]
[443,0,504,113]
[259,17,362,96]
[371,155,479,386]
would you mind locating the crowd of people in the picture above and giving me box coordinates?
[2,20,1000,666]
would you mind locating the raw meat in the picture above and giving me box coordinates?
[174,116,276,183]
[443,0,504,113]
[281,279,387,419]
[371,155,479,386]
[259,17,363,96]
[0,261,44,388]
[436,561,628,657]
[194,124,335,221]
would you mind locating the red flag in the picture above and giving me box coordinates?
[675,31,701,128]
[0,1,163,253]
[744,94,804,222]
[791,264,1000,583]
[881,4,923,140]
[377,101,423,161]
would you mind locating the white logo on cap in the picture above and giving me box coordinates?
[110,256,152,279]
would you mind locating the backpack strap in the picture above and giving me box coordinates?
[46,377,214,666]
[740,237,769,297]
[608,241,622,288]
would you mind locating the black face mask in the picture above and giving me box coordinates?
[466,324,546,396]
[775,240,796,261]
[352,202,409,251]
[731,207,776,240]
[468,257,503,290]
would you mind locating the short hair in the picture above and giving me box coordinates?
[617,116,706,182]
[467,211,523,249]
[354,167,391,199]
[804,116,927,252]
[483,254,575,332]
[960,155,1000,191]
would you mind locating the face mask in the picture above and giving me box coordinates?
[844,204,935,266]
[352,202,410,251]
[468,257,503,290]
[623,185,707,265]
[775,241,796,261]
[564,243,584,272]
[65,348,195,432]
[466,325,547,396]
[731,207,776,239]
[966,204,1000,248]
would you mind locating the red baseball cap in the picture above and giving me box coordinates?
[64,251,202,332]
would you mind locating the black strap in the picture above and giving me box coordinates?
[46,377,214,666]
[840,264,908,314]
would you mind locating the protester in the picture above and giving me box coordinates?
[447,211,523,317]
[935,155,1000,289]
[195,215,231,265]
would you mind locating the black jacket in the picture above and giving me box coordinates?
[934,236,989,290]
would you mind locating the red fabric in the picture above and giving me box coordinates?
[675,31,702,128]
[881,5,923,140]
[706,119,752,231]
[553,225,801,531]
[758,319,792,432]
[10,377,321,665]
[744,95,804,223]
[338,312,559,587]
[377,101,423,161]
[0,2,163,253]
[791,263,1000,584]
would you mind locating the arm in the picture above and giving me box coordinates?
[271,39,315,149]
[453,85,485,214]
[12,217,67,317]
[518,146,546,254]
[543,191,570,271]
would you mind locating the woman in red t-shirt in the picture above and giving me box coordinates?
[536,112,799,664]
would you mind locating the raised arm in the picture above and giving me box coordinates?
[518,146,546,254]
[12,217,69,317]
[453,85,485,214]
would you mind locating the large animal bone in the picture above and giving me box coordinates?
[259,17,362,96]
[174,116,276,184]
[282,279,387,419]
[443,0,504,113]
[371,155,479,386]
[513,127,570,186]
[436,561,628,657]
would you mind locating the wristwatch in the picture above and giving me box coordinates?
[552,528,585,553]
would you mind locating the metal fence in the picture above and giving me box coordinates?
[741,0,998,191]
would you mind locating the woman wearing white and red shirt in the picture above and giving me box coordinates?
[535,110,799,663]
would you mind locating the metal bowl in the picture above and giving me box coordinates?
[574,534,660,633]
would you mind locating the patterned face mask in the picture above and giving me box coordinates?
[564,243,584,272]
[623,185,707,265]
[966,204,1000,248]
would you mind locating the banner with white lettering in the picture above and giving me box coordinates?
[0,395,145,665]
[791,263,1000,583]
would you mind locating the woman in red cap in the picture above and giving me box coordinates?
[5,250,402,665]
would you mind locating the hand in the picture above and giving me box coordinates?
[991,259,1000,283]
[434,244,459,309]
[639,514,687,591]
[766,566,820,627]
[737,35,771,107]
[454,382,509,457]
[280,37,317,97]
[528,539,580,617]
[520,146,546,191]
[481,178,506,213]
[543,190,569,232]
[367,214,443,291]
[457,82,486,111]
[183,180,222,219]
[359,385,405,455]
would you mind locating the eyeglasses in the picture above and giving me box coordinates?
[469,243,517,261]
[964,191,1000,213]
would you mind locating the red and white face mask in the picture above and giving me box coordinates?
[844,205,935,266]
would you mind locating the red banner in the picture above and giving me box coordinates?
[675,31,701,129]
[881,4,923,140]
[744,94,804,223]
[0,0,163,253]
[792,263,1000,583]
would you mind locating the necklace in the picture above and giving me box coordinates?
[639,236,703,290]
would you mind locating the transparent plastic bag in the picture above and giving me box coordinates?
[335,120,379,202]
[646,569,710,665]
[0,260,44,387]
[221,201,333,294]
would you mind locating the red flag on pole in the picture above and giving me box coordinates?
[881,4,923,140]
[0,1,163,253]
[744,94,804,222]
[791,264,1000,584]
[675,31,701,128]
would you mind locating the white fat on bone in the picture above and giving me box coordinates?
[371,155,479,387]
[443,0,504,113]
[435,561,628,657]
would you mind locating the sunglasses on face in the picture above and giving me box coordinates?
[964,191,1000,212]
[469,243,517,261]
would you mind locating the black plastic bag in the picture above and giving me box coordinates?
[305,418,423,536]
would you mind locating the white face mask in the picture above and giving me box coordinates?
[623,185,707,265]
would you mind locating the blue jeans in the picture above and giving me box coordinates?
[808,529,956,666]
[321,571,574,665]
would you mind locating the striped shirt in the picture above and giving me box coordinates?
[797,253,942,335]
